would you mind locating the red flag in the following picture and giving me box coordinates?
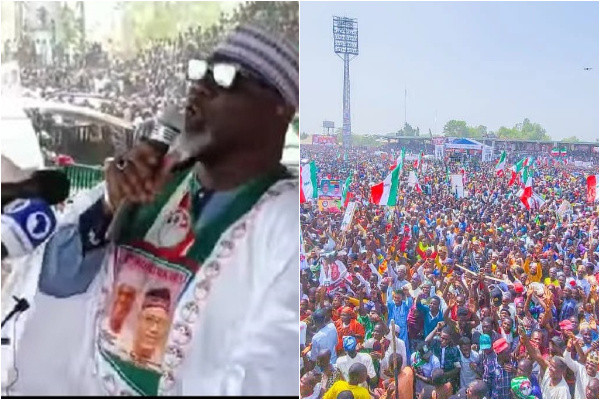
[587,175,598,203]
[508,170,518,186]
[344,191,354,207]
[520,186,533,210]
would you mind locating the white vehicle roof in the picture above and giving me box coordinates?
[0,96,44,173]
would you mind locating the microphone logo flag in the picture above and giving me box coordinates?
[26,211,53,240]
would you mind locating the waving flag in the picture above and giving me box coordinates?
[509,157,532,185]
[551,147,559,157]
[390,148,406,171]
[518,167,533,209]
[300,161,318,203]
[518,191,545,210]
[495,151,507,176]
[523,156,535,167]
[342,175,353,207]
[415,173,423,194]
[413,152,423,171]
[370,165,401,206]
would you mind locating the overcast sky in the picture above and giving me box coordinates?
[300,1,599,141]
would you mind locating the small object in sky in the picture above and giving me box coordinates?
[583,67,593,70]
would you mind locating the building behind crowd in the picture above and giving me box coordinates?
[365,135,598,161]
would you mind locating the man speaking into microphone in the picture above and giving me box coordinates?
[9,24,299,397]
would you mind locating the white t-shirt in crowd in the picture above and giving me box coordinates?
[335,353,377,381]
[300,321,307,347]
[540,369,571,399]
[563,348,598,400]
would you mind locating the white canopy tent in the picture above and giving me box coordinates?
[445,138,485,150]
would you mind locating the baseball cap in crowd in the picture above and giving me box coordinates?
[491,288,503,307]
[493,338,509,354]
[511,376,535,399]
[343,336,357,352]
[559,320,574,331]
[479,334,492,350]
[513,281,524,294]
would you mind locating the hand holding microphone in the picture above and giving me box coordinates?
[1,198,57,260]
[104,106,202,240]
[103,106,186,212]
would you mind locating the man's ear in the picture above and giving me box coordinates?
[276,103,295,122]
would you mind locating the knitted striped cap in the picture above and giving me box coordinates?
[213,24,299,110]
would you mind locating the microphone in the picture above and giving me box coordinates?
[1,198,57,260]
[1,169,70,208]
[106,106,199,241]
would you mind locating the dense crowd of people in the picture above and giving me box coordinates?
[300,145,599,399]
[16,1,298,127]
[7,1,298,166]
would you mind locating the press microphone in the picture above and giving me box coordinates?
[1,198,57,260]
[1,169,70,209]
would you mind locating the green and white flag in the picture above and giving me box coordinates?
[300,161,318,203]
[370,165,400,206]
[495,151,507,176]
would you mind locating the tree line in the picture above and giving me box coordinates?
[385,118,585,142]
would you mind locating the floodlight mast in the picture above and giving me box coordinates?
[333,16,358,148]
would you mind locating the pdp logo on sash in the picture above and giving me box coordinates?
[152,208,191,249]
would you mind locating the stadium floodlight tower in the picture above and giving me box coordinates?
[333,16,358,149]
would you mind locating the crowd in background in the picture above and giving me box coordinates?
[5,1,297,166]
[300,145,599,399]
[13,1,298,127]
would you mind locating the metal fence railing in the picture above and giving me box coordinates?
[58,115,299,197]
[60,164,104,197]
